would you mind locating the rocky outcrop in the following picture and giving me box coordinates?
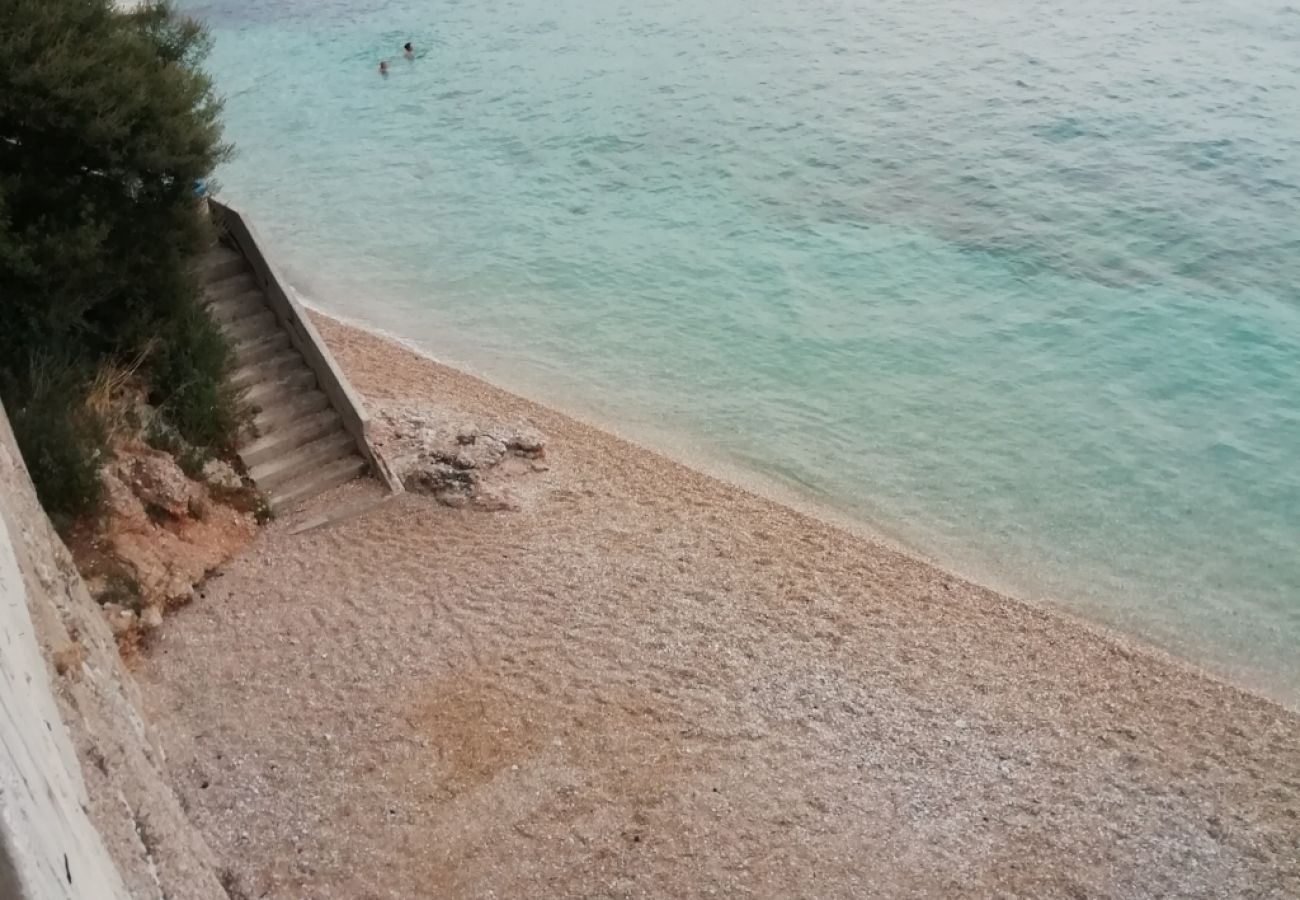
[69,442,256,645]
[113,448,252,607]
[371,408,548,511]
[0,400,227,900]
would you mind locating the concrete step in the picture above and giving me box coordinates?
[233,330,292,368]
[208,289,266,325]
[239,408,342,469]
[231,348,303,391]
[250,430,356,493]
[269,453,368,512]
[200,247,245,283]
[204,273,259,305]
[223,309,278,346]
[250,389,331,437]
[242,367,317,410]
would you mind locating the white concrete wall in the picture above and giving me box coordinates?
[0,459,128,900]
[0,400,226,900]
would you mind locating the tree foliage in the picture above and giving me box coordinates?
[0,0,235,520]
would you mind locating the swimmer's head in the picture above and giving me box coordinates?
[379,60,389,74]
[404,42,413,53]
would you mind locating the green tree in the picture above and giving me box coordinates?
[0,0,234,520]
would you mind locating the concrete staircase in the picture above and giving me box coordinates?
[199,245,368,510]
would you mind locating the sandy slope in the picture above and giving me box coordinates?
[137,315,1300,899]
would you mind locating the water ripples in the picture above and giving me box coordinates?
[186,0,1300,700]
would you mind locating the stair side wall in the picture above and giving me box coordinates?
[210,199,404,496]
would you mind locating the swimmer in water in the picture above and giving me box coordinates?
[379,59,389,75]
[404,42,414,59]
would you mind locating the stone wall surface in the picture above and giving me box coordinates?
[0,400,224,900]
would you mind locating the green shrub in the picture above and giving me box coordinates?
[0,0,233,520]
[1,356,107,523]
[148,295,239,452]
[0,0,229,361]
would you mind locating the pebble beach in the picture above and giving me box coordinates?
[135,314,1300,899]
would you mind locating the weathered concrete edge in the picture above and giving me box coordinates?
[0,408,131,900]
[209,199,405,495]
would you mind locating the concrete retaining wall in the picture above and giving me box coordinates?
[0,495,127,900]
[0,401,226,900]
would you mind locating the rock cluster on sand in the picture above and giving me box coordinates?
[373,408,547,511]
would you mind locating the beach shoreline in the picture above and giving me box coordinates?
[308,304,1296,713]
[136,311,1300,899]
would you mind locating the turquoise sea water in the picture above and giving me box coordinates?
[185,0,1300,700]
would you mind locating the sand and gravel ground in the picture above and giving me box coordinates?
[137,316,1300,900]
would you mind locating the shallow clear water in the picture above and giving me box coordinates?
[186,0,1300,698]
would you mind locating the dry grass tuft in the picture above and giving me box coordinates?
[83,344,154,448]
